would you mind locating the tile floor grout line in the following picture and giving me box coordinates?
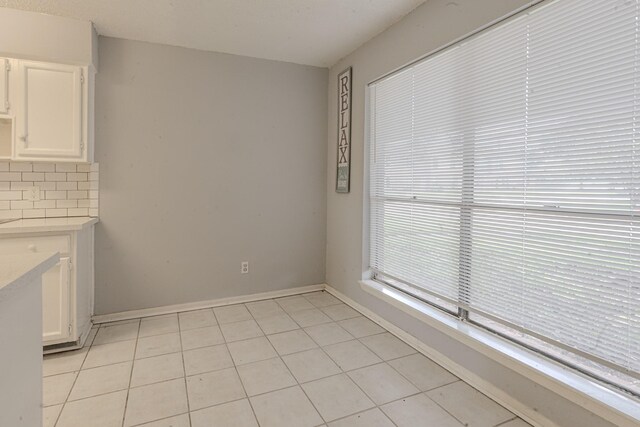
[84,336,138,349]
[120,316,141,427]
[247,303,270,336]
[249,304,327,423]
[429,379,515,427]
[245,299,288,320]
[238,298,305,426]
[425,377,462,392]
[304,329,355,348]
[184,394,252,418]
[208,307,269,425]
[274,349,327,426]
[426,394,471,427]
[381,348,460,392]
[377,390,445,424]
[291,383,327,426]
[137,320,180,340]
[87,320,140,347]
[179,321,220,333]
[176,313,194,427]
[308,336,384,424]
[61,364,135,405]
[82,345,182,369]
[179,324,221,333]
[53,386,131,406]
[328,405,400,427]
[231,360,261,426]
[49,404,64,427]
[128,410,189,427]
[51,325,97,427]
[50,372,190,412]
[352,331,470,412]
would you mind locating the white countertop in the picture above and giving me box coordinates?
[0,217,98,234]
[0,252,59,293]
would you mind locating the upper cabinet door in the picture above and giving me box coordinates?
[0,58,8,114]
[15,61,84,160]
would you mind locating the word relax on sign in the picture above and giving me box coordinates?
[336,67,352,193]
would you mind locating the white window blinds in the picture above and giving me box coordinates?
[369,0,640,388]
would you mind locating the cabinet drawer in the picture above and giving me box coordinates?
[0,235,70,256]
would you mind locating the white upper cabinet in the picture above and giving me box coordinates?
[14,60,86,162]
[0,58,8,114]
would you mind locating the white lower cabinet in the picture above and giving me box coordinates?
[0,225,94,349]
[42,257,71,342]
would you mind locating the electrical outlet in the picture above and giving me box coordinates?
[241,261,249,274]
[25,186,40,201]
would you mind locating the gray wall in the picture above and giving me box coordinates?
[95,37,327,314]
[326,1,617,426]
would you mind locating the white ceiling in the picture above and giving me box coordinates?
[0,0,426,67]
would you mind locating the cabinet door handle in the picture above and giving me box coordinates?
[20,134,28,146]
[27,244,36,252]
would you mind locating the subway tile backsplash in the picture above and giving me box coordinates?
[0,161,99,220]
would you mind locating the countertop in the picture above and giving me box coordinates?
[0,217,98,234]
[0,252,59,293]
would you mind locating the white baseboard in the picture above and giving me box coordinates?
[323,284,558,427]
[92,283,325,324]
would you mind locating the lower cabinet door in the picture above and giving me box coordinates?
[42,257,71,344]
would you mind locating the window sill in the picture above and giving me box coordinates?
[359,279,640,427]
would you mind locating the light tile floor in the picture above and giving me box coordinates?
[43,291,532,427]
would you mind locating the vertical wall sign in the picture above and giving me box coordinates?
[336,67,352,193]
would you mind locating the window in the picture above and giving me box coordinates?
[368,0,639,394]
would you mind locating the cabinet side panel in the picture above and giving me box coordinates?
[74,226,93,337]
[0,58,7,114]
